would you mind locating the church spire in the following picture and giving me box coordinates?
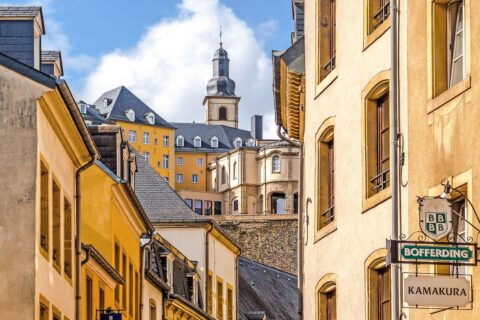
[206,34,236,96]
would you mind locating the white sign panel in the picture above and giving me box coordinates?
[404,275,471,308]
[419,198,453,241]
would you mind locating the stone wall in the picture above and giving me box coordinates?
[218,218,298,274]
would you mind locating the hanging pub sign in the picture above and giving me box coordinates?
[418,197,453,241]
[403,274,472,309]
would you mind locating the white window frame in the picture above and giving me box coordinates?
[176,136,185,147]
[192,174,199,184]
[176,174,183,183]
[143,152,150,163]
[177,157,184,166]
[272,155,281,173]
[163,155,170,169]
[79,104,87,114]
[163,135,169,147]
[128,130,137,142]
[233,137,242,148]
[211,136,219,148]
[126,109,135,122]
[146,112,155,125]
[194,136,202,148]
[142,132,150,144]
[197,158,203,166]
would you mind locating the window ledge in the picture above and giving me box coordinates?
[427,76,471,114]
[314,220,337,243]
[362,187,391,213]
[363,18,391,51]
[315,69,338,98]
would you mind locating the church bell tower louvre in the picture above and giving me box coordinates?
[203,37,240,128]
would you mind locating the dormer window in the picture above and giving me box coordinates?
[211,136,219,148]
[233,138,242,148]
[194,136,202,148]
[176,135,185,147]
[79,103,88,114]
[146,112,155,125]
[125,109,135,122]
[103,98,111,108]
[187,274,200,306]
[246,138,255,147]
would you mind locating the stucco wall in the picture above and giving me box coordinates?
[218,218,298,274]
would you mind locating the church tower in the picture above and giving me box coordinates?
[203,41,240,128]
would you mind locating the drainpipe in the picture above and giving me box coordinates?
[390,0,401,319]
[75,159,96,320]
[276,125,303,319]
[139,234,154,320]
[235,254,240,320]
[204,223,214,314]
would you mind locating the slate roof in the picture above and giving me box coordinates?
[41,50,61,62]
[0,6,45,32]
[91,86,173,128]
[134,153,209,222]
[239,257,299,320]
[172,122,254,153]
[81,103,113,126]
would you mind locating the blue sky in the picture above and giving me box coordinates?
[2,0,294,136]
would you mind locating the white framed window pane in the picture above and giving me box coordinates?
[197,158,203,166]
[163,136,169,147]
[163,155,170,169]
[143,152,150,163]
[178,157,184,165]
[176,174,183,183]
[143,132,150,144]
[128,130,137,142]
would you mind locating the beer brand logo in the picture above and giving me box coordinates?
[419,198,453,241]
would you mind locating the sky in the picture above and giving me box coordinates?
[2,0,294,137]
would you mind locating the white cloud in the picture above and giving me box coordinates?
[80,0,277,138]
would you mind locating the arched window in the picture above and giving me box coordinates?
[364,78,390,198]
[211,136,219,148]
[316,276,337,320]
[194,136,202,148]
[366,250,390,320]
[176,135,184,147]
[149,299,157,320]
[125,109,135,122]
[233,138,242,148]
[318,126,334,231]
[272,156,281,173]
[233,161,237,179]
[221,166,226,184]
[271,192,286,214]
[219,107,227,120]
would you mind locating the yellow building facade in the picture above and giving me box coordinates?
[175,152,217,192]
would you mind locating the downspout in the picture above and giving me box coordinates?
[139,234,154,320]
[390,0,401,319]
[276,125,303,319]
[235,254,240,320]
[204,223,214,314]
[75,159,96,320]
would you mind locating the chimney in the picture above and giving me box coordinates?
[0,6,45,69]
[251,115,263,140]
[41,50,63,78]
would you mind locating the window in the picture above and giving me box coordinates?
[185,199,193,208]
[219,107,227,120]
[129,263,133,317]
[208,274,214,315]
[176,174,183,183]
[157,161,161,168]
[211,136,219,148]
[194,199,203,215]
[163,155,170,169]
[177,157,184,165]
[64,199,72,278]
[214,201,222,215]
[232,199,239,213]
[317,0,336,83]
[122,254,127,308]
[366,91,390,198]
[115,244,120,302]
[128,130,137,142]
[317,283,336,320]
[150,300,157,320]
[450,197,468,276]
[126,109,135,122]
[368,0,390,35]
[368,260,391,320]
[176,135,184,147]
[99,288,105,311]
[227,287,234,320]
[318,128,335,230]
[40,162,49,255]
[146,112,155,125]
[163,135,169,147]
[154,138,158,145]
[143,132,150,144]
[217,280,224,320]
[143,152,150,164]
[432,0,466,97]
[86,276,93,320]
[272,156,281,173]
[192,174,199,184]
[79,104,87,114]
[233,138,242,148]
[103,98,110,108]
[194,136,202,148]
[205,201,213,215]
[52,181,61,271]
[197,158,203,166]
[40,302,48,320]
[246,138,255,147]
[233,161,237,179]
[271,193,286,214]
[221,166,227,184]
[294,193,299,214]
